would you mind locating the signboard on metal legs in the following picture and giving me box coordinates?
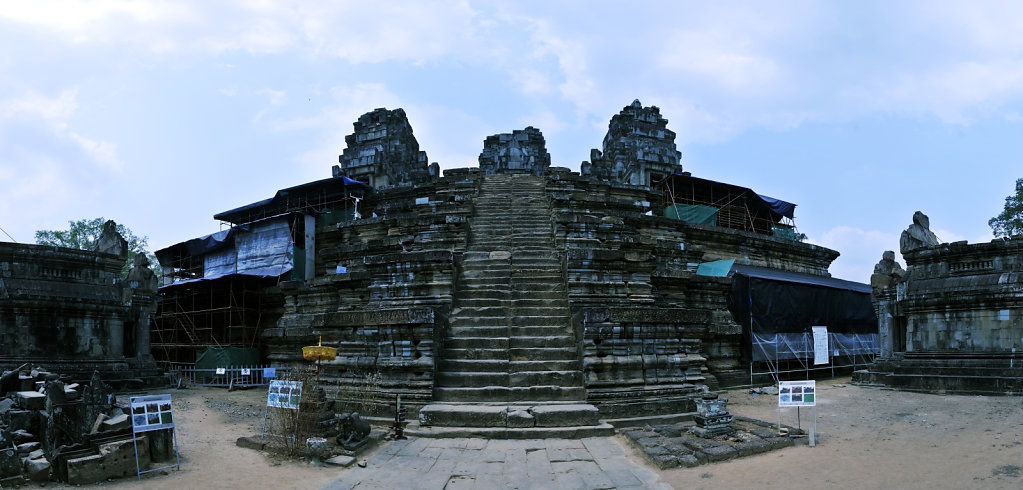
[777,380,819,447]
[129,394,181,479]
[261,380,303,442]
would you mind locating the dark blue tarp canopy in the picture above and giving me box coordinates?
[666,174,796,220]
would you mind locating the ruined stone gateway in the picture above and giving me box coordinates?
[157,100,862,435]
[854,212,1023,394]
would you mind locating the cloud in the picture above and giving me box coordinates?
[0,89,122,171]
[809,226,902,284]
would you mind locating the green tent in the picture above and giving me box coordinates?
[194,347,261,369]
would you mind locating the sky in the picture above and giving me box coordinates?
[2,1,1022,284]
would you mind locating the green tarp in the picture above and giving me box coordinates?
[771,225,800,241]
[195,347,261,369]
[664,204,718,225]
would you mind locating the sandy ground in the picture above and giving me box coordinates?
[45,377,1023,489]
[660,377,1023,490]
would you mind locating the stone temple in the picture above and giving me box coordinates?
[153,100,876,434]
[853,211,1023,394]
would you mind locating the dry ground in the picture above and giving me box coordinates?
[46,376,1023,489]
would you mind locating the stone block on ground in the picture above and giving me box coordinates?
[15,391,44,410]
[3,410,35,433]
[15,442,39,454]
[0,448,20,478]
[11,431,35,445]
[236,436,266,451]
[0,398,14,414]
[325,455,356,467]
[23,457,50,481]
[101,413,130,432]
[67,435,148,485]
[529,404,600,427]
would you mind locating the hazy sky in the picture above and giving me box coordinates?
[2,1,1021,283]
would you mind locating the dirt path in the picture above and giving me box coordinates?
[658,377,1023,489]
[53,387,344,489]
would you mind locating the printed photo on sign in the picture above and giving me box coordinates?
[778,380,816,407]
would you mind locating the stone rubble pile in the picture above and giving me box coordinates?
[0,367,171,485]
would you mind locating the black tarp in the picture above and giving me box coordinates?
[727,265,877,362]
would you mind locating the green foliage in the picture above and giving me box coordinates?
[989,178,1023,238]
[35,217,161,277]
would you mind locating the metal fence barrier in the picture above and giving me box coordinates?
[169,365,294,389]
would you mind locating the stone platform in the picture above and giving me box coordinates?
[623,416,801,469]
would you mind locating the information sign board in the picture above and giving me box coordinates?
[266,380,303,410]
[812,326,829,365]
[130,394,175,432]
[778,380,816,407]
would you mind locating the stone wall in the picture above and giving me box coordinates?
[1,243,126,359]
[0,241,160,385]
[899,239,1023,352]
[262,172,478,417]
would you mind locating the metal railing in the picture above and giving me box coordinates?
[169,365,293,389]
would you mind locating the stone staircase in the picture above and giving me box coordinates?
[415,174,612,437]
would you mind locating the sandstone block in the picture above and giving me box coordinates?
[101,414,130,432]
[529,404,600,427]
[15,391,44,410]
[23,456,50,481]
[325,455,356,467]
[506,410,535,428]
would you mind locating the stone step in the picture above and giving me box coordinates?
[440,359,579,372]
[432,385,587,403]
[417,403,600,429]
[448,315,568,328]
[456,290,568,300]
[434,370,582,388]
[444,337,575,351]
[441,348,510,361]
[404,423,615,439]
[449,325,571,338]
[509,337,576,349]
[443,346,577,361]
[450,305,569,317]
[444,337,511,349]
[454,299,567,309]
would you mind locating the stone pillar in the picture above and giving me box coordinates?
[304,214,316,280]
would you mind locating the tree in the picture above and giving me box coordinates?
[35,218,161,277]
[989,178,1023,238]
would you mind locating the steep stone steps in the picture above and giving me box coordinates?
[426,173,601,435]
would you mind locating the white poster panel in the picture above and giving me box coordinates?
[812,326,829,365]
[266,380,303,410]
[130,394,175,433]
[778,380,816,407]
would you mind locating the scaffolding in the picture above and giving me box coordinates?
[152,276,276,369]
[660,173,800,238]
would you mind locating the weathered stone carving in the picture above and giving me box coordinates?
[92,220,129,258]
[899,211,939,254]
[869,250,905,290]
[333,108,433,189]
[581,99,682,186]
[478,127,551,176]
[335,412,371,449]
